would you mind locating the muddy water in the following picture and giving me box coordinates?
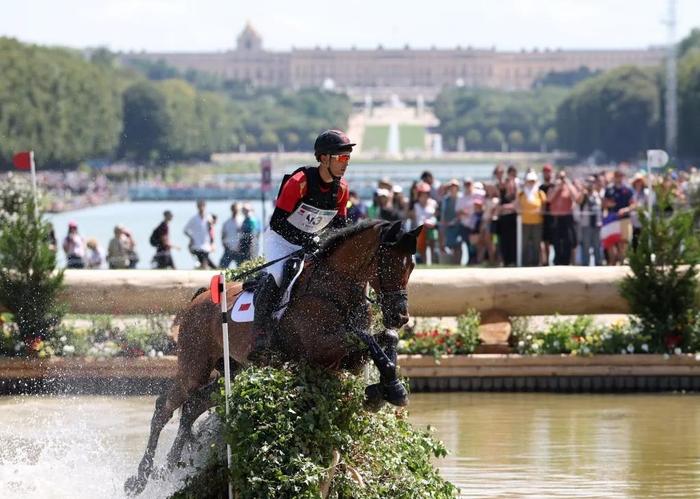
[2,393,700,498]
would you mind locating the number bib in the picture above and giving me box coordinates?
[286,203,337,234]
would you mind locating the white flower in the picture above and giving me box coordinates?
[517,340,525,348]
[62,345,75,355]
[148,349,156,358]
[641,344,649,352]
[620,349,627,355]
[526,334,533,341]
[532,343,540,351]
[695,352,700,361]
[157,351,164,357]
[674,347,682,355]
[553,340,560,348]
[60,335,67,343]
[583,346,591,354]
[626,344,634,353]
[664,353,670,360]
[14,342,22,352]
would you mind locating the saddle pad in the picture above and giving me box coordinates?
[230,291,254,322]
[230,261,305,323]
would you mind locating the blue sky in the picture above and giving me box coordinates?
[1,0,697,52]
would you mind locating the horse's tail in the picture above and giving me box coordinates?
[191,287,208,301]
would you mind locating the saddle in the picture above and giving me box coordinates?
[232,256,305,323]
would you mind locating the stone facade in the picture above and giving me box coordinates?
[129,23,665,102]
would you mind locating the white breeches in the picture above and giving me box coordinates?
[263,229,303,286]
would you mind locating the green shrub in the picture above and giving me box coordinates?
[0,178,64,353]
[171,364,457,499]
[620,190,700,352]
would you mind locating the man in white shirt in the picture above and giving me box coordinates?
[184,199,214,269]
[220,202,244,268]
[455,178,482,263]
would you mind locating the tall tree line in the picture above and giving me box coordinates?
[0,38,352,169]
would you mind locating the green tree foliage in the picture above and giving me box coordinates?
[620,191,700,352]
[555,66,661,160]
[678,51,700,157]
[172,364,457,499]
[0,38,123,169]
[0,178,64,349]
[678,28,700,59]
[434,87,567,152]
[119,81,172,163]
[533,66,600,88]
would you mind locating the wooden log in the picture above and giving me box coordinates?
[4,266,631,316]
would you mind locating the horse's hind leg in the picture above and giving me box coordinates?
[166,376,225,469]
[124,380,189,496]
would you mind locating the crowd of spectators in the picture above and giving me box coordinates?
[347,165,698,267]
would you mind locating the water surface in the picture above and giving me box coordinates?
[2,392,700,498]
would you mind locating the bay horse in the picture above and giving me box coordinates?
[125,220,422,496]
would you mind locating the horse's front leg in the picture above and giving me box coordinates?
[353,328,408,407]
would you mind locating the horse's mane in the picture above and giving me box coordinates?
[315,219,387,258]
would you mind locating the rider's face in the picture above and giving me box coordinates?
[327,153,351,177]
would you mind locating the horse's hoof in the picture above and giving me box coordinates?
[124,475,146,497]
[363,384,386,412]
[382,380,409,407]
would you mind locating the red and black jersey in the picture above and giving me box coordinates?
[270,166,349,247]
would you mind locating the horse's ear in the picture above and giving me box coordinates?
[397,224,422,254]
[381,220,403,245]
[409,225,424,238]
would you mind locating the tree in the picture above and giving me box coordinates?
[465,129,482,149]
[0,178,64,353]
[119,81,171,163]
[678,51,700,157]
[507,130,525,150]
[555,66,661,160]
[0,38,122,168]
[486,128,505,151]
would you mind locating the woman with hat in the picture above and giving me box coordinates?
[250,129,355,361]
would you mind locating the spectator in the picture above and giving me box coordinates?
[47,222,57,253]
[239,203,260,262]
[151,210,177,269]
[456,178,479,264]
[392,184,407,217]
[539,164,555,265]
[630,173,652,250]
[440,179,462,264]
[184,199,215,269]
[578,178,603,266]
[548,170,580,265]
[85,238,104,269]
[107,225,132,269]
[516,171,547,266]
[376,188,402,222]
[604,169,635,265]
[413,181,439,264]
[495,164,518,266]
[121,226,139,268]
[62,221,85,269]
[220,203,243,268]
[420,171,442,202]
[346,190,367,224]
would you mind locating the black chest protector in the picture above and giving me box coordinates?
[270,166,341,247]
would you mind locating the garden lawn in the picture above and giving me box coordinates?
[362,125,389,153]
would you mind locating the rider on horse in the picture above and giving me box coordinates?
[249,129,356,361]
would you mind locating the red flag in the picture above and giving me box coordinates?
[210,274,221,304]
[13,151,32,171]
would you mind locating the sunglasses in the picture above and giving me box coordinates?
[331,154,351,162]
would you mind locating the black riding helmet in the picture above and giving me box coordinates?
[314,129,356,156]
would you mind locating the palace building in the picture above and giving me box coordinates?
[128,23,666,102]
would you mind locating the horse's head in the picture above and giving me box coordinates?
[368,221,422,329]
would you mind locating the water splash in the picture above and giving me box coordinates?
[0,395,217,499]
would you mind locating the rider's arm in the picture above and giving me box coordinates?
[275,171,307,213]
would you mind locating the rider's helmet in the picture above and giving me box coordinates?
[314,129,356,159]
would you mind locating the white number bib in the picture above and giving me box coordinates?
[287,203,337,234]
